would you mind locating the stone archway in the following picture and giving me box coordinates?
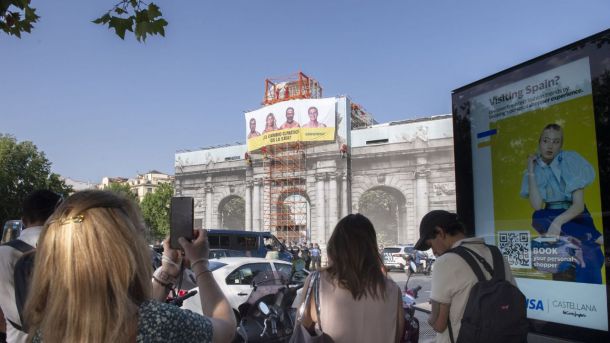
[218,195,245,230]
[275,190,311,244]
[358,186,406,246]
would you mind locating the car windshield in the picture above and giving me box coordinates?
[383,248,401,254]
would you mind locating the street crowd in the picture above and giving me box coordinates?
[0,189,527,343]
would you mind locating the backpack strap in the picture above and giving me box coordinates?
[2,239,34,253]
[460,245,506,281]
[2,240,34,333]
[448,246,487,282]
[459,246,493,276]
[487,245,506,281]
[8,319,24,332]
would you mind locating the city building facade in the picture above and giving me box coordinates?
[174,96,455,246]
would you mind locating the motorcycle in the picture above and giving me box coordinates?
[234,267,307,342]
[403,253,434,276]
[402,274,422,343]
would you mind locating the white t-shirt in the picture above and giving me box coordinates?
[430,237,516,343]
[0,226,42,343]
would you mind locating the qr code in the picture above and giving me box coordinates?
[497,231,531,269]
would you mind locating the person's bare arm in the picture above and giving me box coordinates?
[181,230,236,343]
[428,300,450,332]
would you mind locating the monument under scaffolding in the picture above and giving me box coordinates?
[262,142,308,242]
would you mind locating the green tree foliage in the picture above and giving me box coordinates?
[1,0,167,41]
[0,0,39,38]
[140,182,173,239]
[92,1,168,42]
[104,181,138,202]
[0,134,72,226]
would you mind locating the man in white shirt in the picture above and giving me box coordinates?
[414,210,517,343]
[0,190,62,343]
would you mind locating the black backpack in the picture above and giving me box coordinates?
[3,239,35,332]
[447,245,528,343]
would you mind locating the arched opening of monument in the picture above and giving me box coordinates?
[276,193,310,244]
[358,186,406,246]
[218,196,245,230]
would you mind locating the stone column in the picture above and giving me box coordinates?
[245,181,252,231]
[316,173,326,242]
[328,173,338,228]
[253,179,261,231]
[205,184,213,229]
[415,156,429,228]
[341,173,348,218]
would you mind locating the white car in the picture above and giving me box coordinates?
[382,245,415,270]
[181,257,308,315]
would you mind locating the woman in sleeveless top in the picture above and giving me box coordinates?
[298,214,404,343]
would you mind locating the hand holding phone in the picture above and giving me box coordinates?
[170,197,194,250]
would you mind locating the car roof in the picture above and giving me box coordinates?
[384,245,414,249]
[206,229,273,236]
[211,257,290,265]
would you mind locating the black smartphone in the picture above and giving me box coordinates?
[170,197,194,250]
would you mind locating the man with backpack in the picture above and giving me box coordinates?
[414,210,528,343]
[0,190,62,343]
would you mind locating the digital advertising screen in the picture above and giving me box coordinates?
[452,30,610,341]
[244,98,336,151]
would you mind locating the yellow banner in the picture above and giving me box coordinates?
[247,127,334,151]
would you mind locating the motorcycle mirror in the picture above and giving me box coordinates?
[258,302,270,315]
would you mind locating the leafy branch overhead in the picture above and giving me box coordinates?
[93,1,168,42]
[0,0,167,41]
[0,0,40,38]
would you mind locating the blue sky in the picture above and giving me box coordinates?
[2,0,609,182]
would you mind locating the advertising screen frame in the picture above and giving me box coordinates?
[452,29,610,341]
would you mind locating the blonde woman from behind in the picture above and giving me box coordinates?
[24,190,235,343]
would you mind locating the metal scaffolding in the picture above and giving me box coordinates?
[263,71,322,106]
[262,142,308,243]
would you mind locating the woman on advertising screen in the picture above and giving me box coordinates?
[520,123,604,284]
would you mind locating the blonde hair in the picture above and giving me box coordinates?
[25,190,152,342]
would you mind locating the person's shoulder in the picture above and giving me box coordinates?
[435,250,469,270]
[384,277,400,292]
[560,150,589,165]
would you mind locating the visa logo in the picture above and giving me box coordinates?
[526,298,544,311]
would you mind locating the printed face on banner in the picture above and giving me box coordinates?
[244,98,336,151]
[464,57,607,331]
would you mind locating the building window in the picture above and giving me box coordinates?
[366,138,389,145]
[147,188,153,193]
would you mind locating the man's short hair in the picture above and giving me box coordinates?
[22,190,62,224]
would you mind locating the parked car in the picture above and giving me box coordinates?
[181,257,308,316]
[382,245,415,271]
[1,220,23,244]
[207,229,292,262]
